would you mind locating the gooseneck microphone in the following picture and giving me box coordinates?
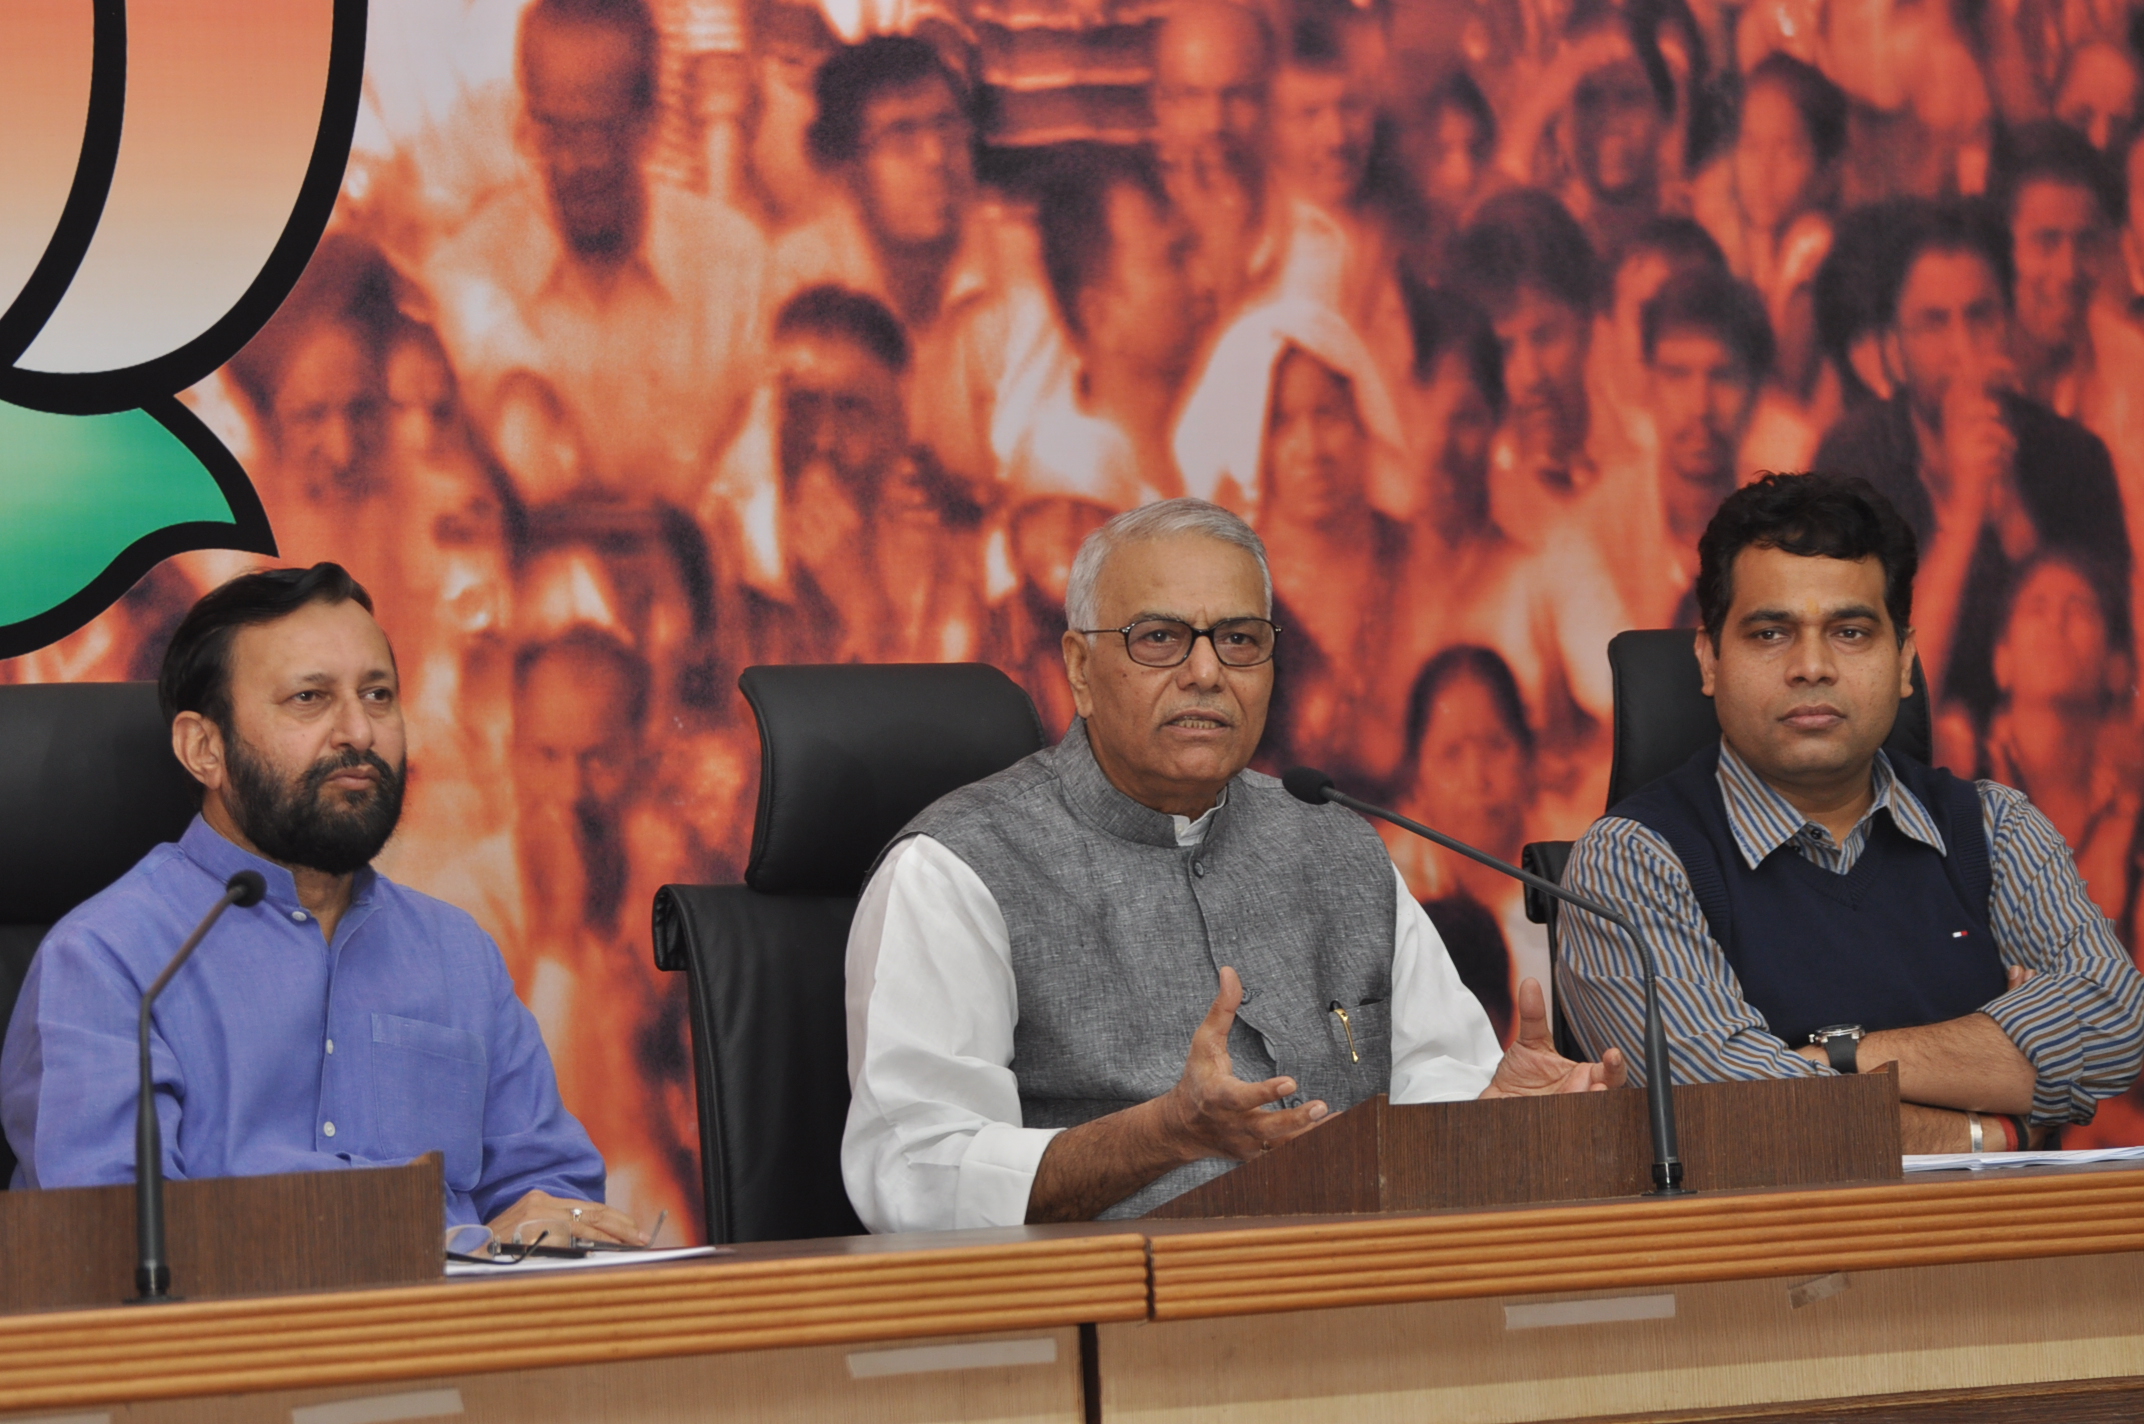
[133,869,268,1302]
[1284,768,1685,1196]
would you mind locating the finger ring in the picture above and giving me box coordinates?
[1260,1142,1273,1154]
[571,1207,583,1222]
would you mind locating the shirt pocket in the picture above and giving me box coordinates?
[370,1013,487,1191]
[1326,997,1391,1093]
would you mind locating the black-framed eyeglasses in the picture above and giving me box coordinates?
[445,1224,576,1264]
[1080,617,1281,668]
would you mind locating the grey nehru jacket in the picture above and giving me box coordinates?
[887,718,1397,1217]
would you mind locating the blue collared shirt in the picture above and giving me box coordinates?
[1,818,603,1224]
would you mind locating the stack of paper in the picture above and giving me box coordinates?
[446,1245,728,1276]
[1901,1146,2144,1173]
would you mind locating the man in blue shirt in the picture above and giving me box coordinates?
[1,564,639,1242]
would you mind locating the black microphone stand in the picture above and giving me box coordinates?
[1287,770,1686,1195]
[132,869,267,1303]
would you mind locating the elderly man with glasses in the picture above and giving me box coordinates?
[841,499,1623,1231]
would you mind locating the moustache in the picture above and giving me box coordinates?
[301,746,401,804]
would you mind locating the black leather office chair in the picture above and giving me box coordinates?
[652,664,1046,1245]
[0,683,199,1188]
[1519,630,1932,1056]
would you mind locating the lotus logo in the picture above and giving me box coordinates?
[0,0,367,656]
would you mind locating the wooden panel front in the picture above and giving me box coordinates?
[54,1328,1089,1424]
[1580,1375,2144,1422]
[1386,1072,1903,1207]
[0,1155,443,1314]
[1151,1074,1902,1221]
[0,1230,1150,1414]
[1144,1166,2144,1320]
[1104,1249,2144,1423]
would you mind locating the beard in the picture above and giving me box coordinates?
[224,732,407,876]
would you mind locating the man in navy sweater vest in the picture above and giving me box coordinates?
[1560,473,2144,1153]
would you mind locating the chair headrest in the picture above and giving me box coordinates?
[0,683,200,925]
[1604,629,1934,810]
[740,664,1046,896]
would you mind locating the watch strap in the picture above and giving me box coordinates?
[1824,1033,1859,1074]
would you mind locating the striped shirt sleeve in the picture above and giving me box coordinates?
[1974,782,2144,1127]
[1554,816,1829,1087]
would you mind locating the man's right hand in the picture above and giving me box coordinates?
[1158,967,1330,1163]
[1023,967,1329,1223]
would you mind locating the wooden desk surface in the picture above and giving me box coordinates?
[1141,1160,2144,1321]
[5,1166,2144,1418]
[0,1226,1148,1414]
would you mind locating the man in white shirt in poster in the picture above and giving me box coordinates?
[841,499,1624,1232]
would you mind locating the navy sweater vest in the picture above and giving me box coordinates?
[1611,745,2003,1046]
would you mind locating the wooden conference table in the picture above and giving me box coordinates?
[6,1163,2144,1424]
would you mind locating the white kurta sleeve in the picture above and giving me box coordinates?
[841,835,1063,1233]
[1386,865,1503,1102]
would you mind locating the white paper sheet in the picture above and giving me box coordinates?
[1901,1146,2144,1172]
[445,1245,729,1275]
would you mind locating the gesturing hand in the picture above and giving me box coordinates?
[1160,967,1330,1162]
[1480,978,1629,1098]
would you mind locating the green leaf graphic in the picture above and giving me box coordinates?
[0,402,240,626]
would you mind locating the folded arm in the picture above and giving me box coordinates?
[1557,818,1832,1085]
[1559,794,2144,1136]
[1898,1103,1985,1153]
[1560,821,1973,1145]
[1841,788,2144,1128]
[1794,996,2034,1115]
[1966,786,2144,1128]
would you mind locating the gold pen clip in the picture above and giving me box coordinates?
[1328,1000,1359,1063]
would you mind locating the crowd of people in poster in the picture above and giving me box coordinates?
[14,0,2144,1232]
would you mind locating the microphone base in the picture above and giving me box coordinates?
[131,1263,178,1303]
[1648,1160,1689,1197]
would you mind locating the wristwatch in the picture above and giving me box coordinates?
[1809,1024,1864,1073]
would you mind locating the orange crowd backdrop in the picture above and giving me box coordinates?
[12,0,2144,1237]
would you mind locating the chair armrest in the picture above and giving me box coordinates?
[652,884,702,972]
[1518,842,1573,925]
[1518,841,1585,1062]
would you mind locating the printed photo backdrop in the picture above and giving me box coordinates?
[12,0,2144,1236]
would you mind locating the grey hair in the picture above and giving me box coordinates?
[1063,498,1274,631]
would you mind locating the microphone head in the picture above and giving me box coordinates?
[1282,767,1337,805]
[226,871,268,908]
